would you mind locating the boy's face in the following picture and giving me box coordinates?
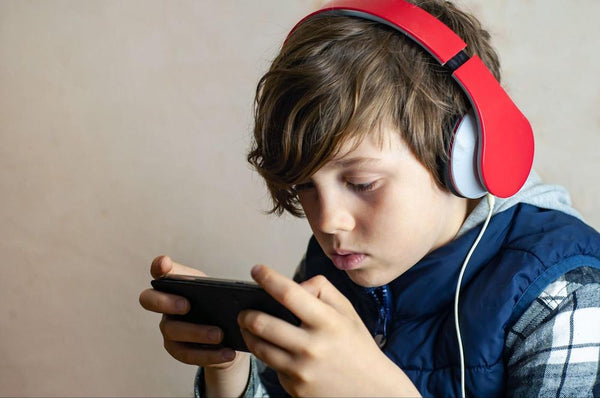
[296,127,468,287]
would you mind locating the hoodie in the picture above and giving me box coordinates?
[458,170,583,237]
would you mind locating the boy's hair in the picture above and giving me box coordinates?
[248,0,501,217]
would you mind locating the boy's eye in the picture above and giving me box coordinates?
[347,181,377,192]
[293,180,379,194]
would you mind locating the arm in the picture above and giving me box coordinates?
[139,255,251,398]
[237,265,421,397]
[196,355,277,398]
[505,266,600,396]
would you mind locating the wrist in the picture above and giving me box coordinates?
[204,352,251,398]
[377,353,422,397]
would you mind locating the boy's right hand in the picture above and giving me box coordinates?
[138,255,249,371]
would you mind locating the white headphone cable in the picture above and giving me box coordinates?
[454,193,496,398]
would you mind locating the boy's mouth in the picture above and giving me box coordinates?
[330,250,367,271]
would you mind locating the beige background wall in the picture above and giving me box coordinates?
[1,1,598,396]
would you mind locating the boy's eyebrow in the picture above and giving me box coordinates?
[329,156,384,168]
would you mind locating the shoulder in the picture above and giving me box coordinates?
[501,204,600,260]
[496,205,600,324]
[463,204,600,327]
[504,266,600,397]
[461,206,600,329]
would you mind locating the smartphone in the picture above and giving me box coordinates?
[151,274,300,352]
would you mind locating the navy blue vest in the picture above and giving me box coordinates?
[293,204,600,397]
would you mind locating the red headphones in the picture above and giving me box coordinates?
[289,0,534,199]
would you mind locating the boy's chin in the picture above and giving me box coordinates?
[345,268,394,288]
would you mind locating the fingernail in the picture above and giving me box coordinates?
[222,349,235,362]
[251,264,264,279]
[237,311,246,326]
[207,327,222,343]
[175,298,187,313]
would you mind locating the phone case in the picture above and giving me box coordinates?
[151,275,300,352]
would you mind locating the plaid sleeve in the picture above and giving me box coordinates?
[194,355,272,398]
[504,266,600,397]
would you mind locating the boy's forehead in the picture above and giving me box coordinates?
[334,126,404,155]
[324,127,407,167]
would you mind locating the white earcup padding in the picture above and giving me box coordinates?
[449,111,487,199]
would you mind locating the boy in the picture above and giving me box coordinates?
[139,0,600,396]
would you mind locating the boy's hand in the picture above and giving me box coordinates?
[238,265,421,397]
[139,256,250,396]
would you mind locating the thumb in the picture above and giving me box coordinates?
[150,255,206,279]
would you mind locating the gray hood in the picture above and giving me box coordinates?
[457,170,583,237]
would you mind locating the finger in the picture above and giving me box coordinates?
[164,340,236,366]
[160,316,224,345]
[300,274,356,316]
[150,255,206,280]
[139,288,190,314]
[250,265,329,327]
[240,328,295,374]
[237,310,308,353]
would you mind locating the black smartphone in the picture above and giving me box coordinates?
[151,274,300,352]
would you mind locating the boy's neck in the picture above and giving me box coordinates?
[466,198,482,217]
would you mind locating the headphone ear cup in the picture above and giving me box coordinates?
[446,110,487,199]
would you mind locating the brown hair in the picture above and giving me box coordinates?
[248,0,501,217]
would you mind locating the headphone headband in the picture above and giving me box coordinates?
[291,0,466,63]
[288,0,534,198]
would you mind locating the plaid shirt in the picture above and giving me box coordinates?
[196,266,600,397]
[504,266,600,397]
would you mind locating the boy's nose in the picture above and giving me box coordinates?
[316,195,355,234]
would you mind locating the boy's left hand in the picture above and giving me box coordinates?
[238,265,421,397]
